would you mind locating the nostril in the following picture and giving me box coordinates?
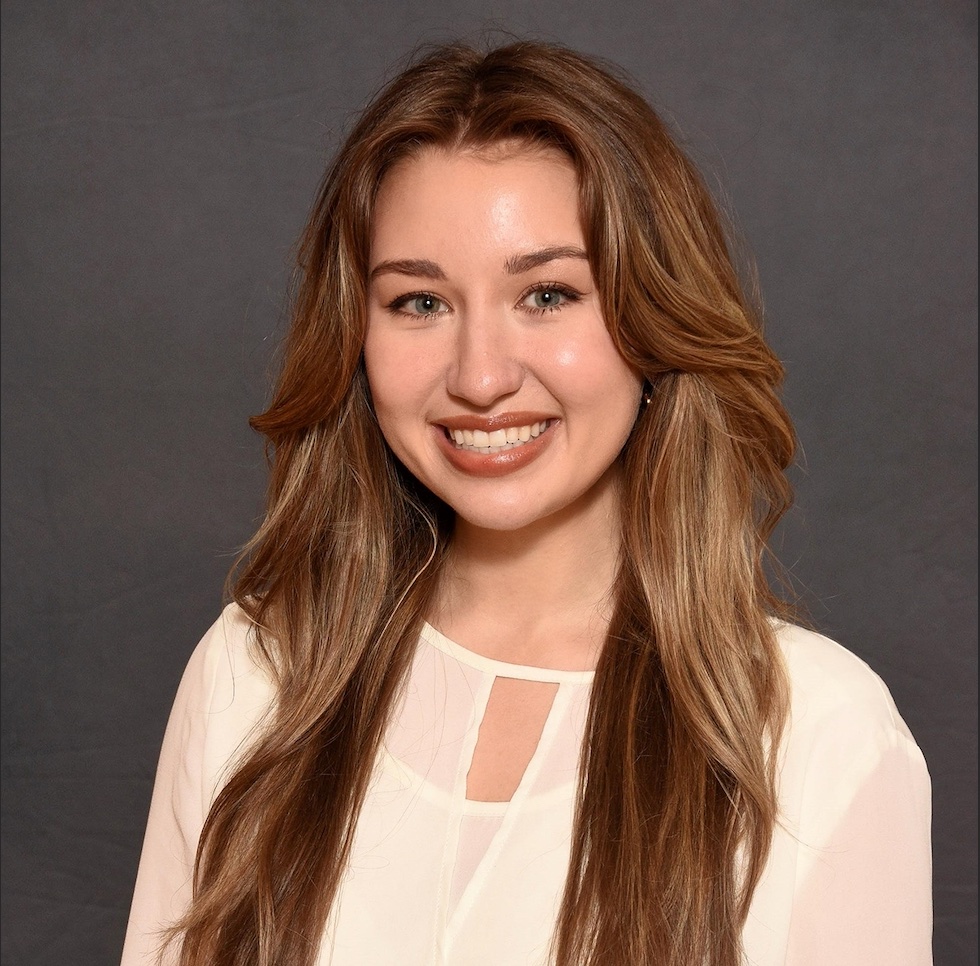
[446,358,525,408]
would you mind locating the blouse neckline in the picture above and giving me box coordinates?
[420,622,597,685]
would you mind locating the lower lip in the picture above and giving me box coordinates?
[433,423,556,477]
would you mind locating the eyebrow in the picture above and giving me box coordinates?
[369,246,589,282]
[504,246,589,275]
[369,258,446,281]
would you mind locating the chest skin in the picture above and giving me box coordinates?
[465,677,560,802]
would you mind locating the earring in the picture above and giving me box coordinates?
[641,381,653,406]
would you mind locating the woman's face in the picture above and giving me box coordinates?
[364,145,643,533]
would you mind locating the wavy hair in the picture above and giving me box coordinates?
[170,40,796,966]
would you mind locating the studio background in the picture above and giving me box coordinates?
[2,2,976,963]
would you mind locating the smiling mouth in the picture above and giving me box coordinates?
[444,420,552,454]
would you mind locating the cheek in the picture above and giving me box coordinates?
[546,334,641,406]
[363,357,415,467]
[363,342,407,452]
[364,333,439,432]
[365,331,408,398]
[363,342,390,407]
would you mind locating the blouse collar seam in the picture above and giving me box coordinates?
[420,622,596,684]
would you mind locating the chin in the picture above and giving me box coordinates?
[455,513,544,533]
[443,493,570,533]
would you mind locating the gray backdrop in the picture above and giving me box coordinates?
[2,1,976,963]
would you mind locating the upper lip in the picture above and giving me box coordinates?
[436,411,557,432]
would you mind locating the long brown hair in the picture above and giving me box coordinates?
[171,40,796,966]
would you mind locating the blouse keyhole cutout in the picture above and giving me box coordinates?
[465,677,560,803]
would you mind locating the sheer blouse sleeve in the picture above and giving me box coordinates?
[119,606,273,966]
[779,627,933,966]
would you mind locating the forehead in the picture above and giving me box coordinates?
[370,145,583,255]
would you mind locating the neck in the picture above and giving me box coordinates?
[431,469,622,670]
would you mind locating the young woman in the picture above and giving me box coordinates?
[121,41,932,966]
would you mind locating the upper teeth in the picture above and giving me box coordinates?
[449,421,550,452]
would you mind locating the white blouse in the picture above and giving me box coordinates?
[121,604,932,965]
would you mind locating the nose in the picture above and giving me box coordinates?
[445,307,524,408]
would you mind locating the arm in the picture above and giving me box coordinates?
[785,666,933,965]
[119,606,272,966]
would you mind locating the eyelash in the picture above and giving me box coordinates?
[385,282,583,319]
[522,282,583,316]
[385,291,446,318]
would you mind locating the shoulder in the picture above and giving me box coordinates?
[174,602,277,741]
[772,621,921,755]
[184,601,262,677]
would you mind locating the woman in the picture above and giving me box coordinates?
[121,41,932,966]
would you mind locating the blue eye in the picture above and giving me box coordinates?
[412,294,443,314]
[521,285,581,313]
[531,289,563,308]
[387,292,449,317]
